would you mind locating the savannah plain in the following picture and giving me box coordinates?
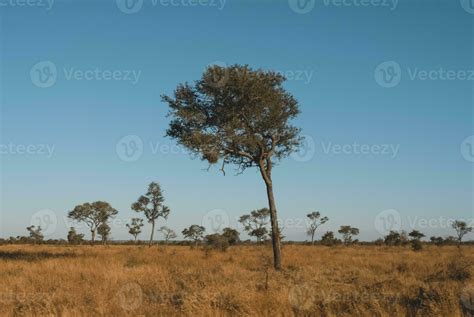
[0,244,473,316]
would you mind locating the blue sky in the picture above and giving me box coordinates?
[0,0,473,241]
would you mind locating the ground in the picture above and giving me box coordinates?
[0,244,473,316]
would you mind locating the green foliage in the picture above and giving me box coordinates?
[205,233,230,252]
[126,218,144,241]
[222,227,240,245]
[451,220,473,244]
[338,226,360,245]
[409,230,425,251]
[384,231,409,246]
[158,226,177,242]
[239,208,270,243]
[321,231,340,246]
[97,223,111,245]
[26,225,43,244]
[67,227,84,245]
[182,225,205,247]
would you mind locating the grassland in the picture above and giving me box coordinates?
[0,244,473,316]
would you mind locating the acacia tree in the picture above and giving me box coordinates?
[126,218,144,242]
[239,208,270,243]
[158,226,177,243]
[163,65,302,270]
[452,220,473,247]
[26,225,44,244]
[182,225,205,248]
[132,182,170,247]
[306,211,328,244]
[97,223,111,245]
[338,226,359,245]
[68,201,118,245]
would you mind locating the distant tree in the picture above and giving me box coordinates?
[338,226,360,245]
[97,223,111,245]
[126,218,144,242]
[68,201,118,245]
[26,225,43,244]
[451,220,473,247]
[306,212,328,244]
[158,226,177,243]
[182,225,205,248]
[239,208,270,243]
[205,233,229,252]
[430,236,445,247]
[222,227,240,245]
[132,182,171,247]
[321,231,339,246]
[67,227,85,245]
[163,65,303,270]
[409,230,425,251]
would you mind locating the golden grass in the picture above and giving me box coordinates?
[0,244,473,316]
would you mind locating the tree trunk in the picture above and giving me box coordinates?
[91,230,96,246]
[311,232,315,245]
[149,221,155,247]
[265,182,282,270]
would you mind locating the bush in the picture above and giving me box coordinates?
[205,234,230,252]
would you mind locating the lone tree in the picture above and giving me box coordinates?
[409,230,425,251]
[68,201,118,245]
[132,182,170,247]
[222,227,240,245]
[126,218,144,242]
[338,226,359,245]
[452,220,473,247]
[158,226,177,243]
[26,225,44,244]
[182,224,205,248]
[97,223,111,245]
[239,208,270,243]
[67,227,85,245]
[306,211,328,244]
[163,65,302,270]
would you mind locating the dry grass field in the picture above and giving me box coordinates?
[0,244,473,316]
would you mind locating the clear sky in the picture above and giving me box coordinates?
[0,0,472,241]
